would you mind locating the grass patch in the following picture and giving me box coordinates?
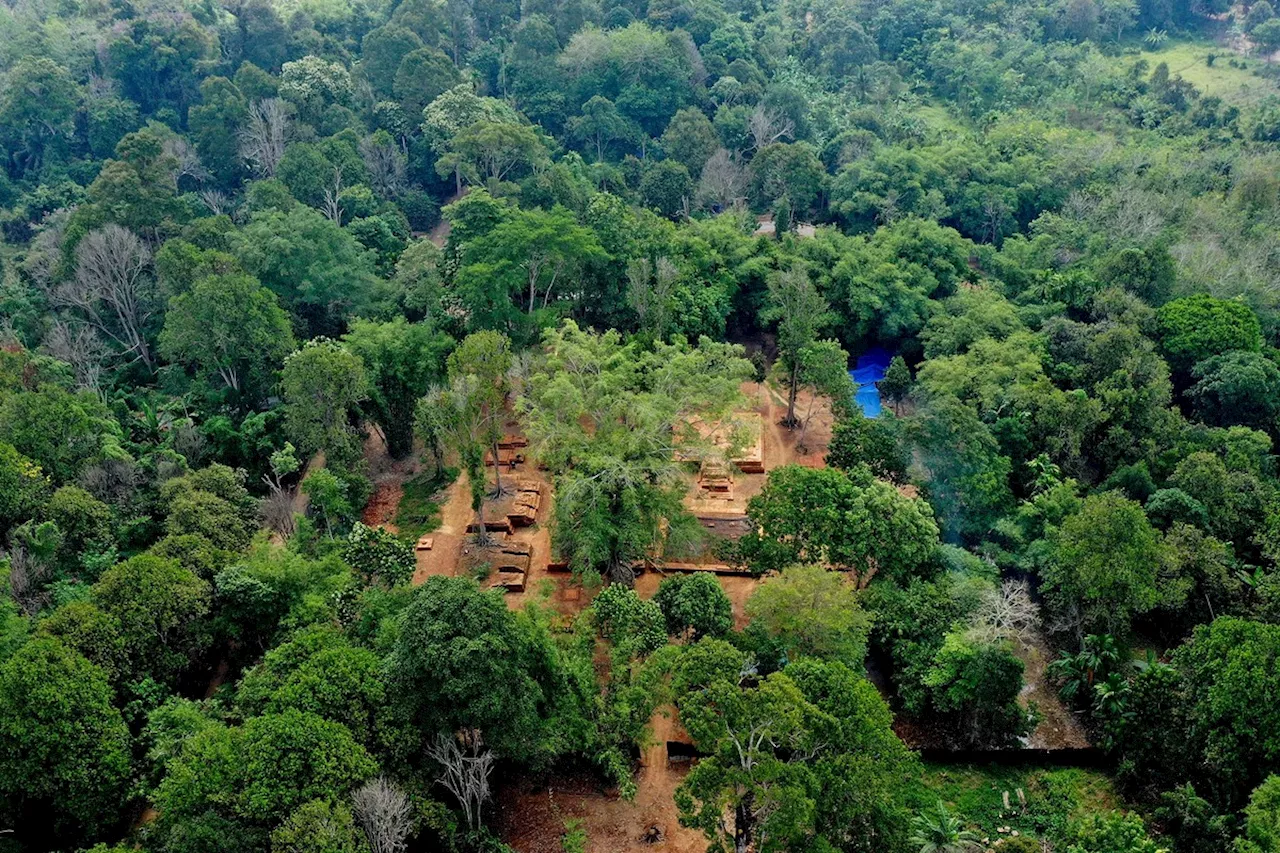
[912,762,1118,843]
[393,466,457,540]
[1111,39,1279,106]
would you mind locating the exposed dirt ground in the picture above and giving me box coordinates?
[361,431,422,532]
[682,381,834,518]
[495,706,706,853]
[1017,631,1092,750]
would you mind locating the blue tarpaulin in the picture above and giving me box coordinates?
[849,346,893,418]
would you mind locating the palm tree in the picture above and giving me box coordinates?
[1145,27,1169,48]
[910,802,984,853]
[1049,634,1123,707]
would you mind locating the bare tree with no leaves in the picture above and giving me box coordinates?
[43,319,107,393]
[627,256,679,339]
[968,579,1040,645]
[164,137,210,184]
[426,729,495,832]
[198,189,230,216]
[321,166,345,224]
[52,224,155,371]
[747,105,795,151]
[352,776,414,853]
[240,98,290,178]
[696,148,748,211]
[360,134,407,199]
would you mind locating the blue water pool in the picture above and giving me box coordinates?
[849,346,894,418]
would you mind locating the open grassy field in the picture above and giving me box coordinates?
[913,762,1119,844]
[1118,39,1280,106]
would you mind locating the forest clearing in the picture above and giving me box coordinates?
[5,0,1280,850]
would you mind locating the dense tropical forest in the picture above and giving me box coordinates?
[5,0,1280,849]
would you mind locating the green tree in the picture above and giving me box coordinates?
[446,331,513,497]
[740,465,938,584]
[45,484,113,574]
[300,468,359,536]
[343,318,454,459]
[1042,493,1165,639]
[161,273,296,404]
[342,522,415,587]
[272,799,370,853]
[639,158,694,219]
[0,57,81,179]
[188,77,248,187]
[37,601,128,684]
[236,626,388,750]
[1064,812,1164,853]
[881,355,912,414]
[393,47,460,117]
[0,638,130,847]
[0,386,112,483]
[922,631,1030,747]
[908,393,1014,541]
[750,142,826,220]
[591,584,667,655]
[762,262,833,427]
[826,416,907,482]
[0,443,49,538]
[1173,618,1280,800]
[436,119,549,192]
[1239,775,1280,853]
[232,206,380,336]
[569,95,636,162]
[1254,18,1280,61]
[653,573,733,639]
[279,55,353,123]
[92,554,211,685]
[361,25,425,96]
[745,563,872,664]
[282,338,369,463]
[676,665,822,853]
[660,107,720,177]
[454,206,606,337]
[1156,294,1262,380]
[385,576,546,761]
[675,650,913,853]
[154,710,376,840]
[1187,352,1280,433]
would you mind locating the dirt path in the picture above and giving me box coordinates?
[1018,631,1092,750]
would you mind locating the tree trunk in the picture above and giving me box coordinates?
[734,797,754,853]
[785,360,799,427]
[490,436,503,496]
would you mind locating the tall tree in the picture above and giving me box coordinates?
[454,206,605,338]
[762,262,833,427]
[281,338,369,463]
[160,273,295,405]
[445,331,513,496]
[385,576,546,762]
[1042,492,1166,640]
[53,224,156,372]
[344,319,454,459]
[740,465,938,584]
